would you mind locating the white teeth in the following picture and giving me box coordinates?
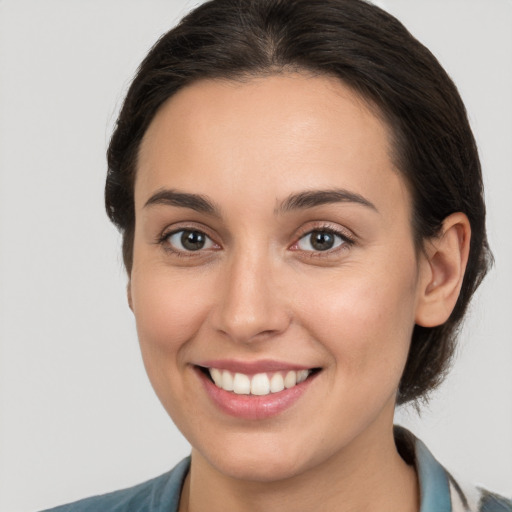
[221,370,234,391]
[251,373,270,395]
[208,368,313,395]
[210,368,223,387]
[297,369,309,383]
[284,371,297,389]
[233,373,251,395]
[270,372,285,393]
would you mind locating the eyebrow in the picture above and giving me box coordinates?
[143,187,377,216]
[143,189,220,216]
[277,189,377,214]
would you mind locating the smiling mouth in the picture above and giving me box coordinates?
[197,366,321,396]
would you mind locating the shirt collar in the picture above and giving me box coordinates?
[168,428,453,512]
[395,426,452,512]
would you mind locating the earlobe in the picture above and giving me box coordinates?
[415,212,471,328]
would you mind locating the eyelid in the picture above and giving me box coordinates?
[289,222,356,253]
[155,221,355,257]
[157,222,221,255]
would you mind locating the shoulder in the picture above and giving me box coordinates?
[394,426,512,512]
[476,489,512,512]
[40,457,190,512]
[449,477,512,512]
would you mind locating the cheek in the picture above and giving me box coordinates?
[130,270,211,361]
[295,261,419,384]
[129,268,217,422]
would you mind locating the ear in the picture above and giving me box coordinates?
[415,212,471,327]
[127,281,134,311]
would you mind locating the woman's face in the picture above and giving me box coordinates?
[130,74,430,481]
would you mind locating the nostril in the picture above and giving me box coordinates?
[256,329,281,338]
[216,325,287,344]
[212,276,292,343]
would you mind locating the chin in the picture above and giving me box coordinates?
[192,431,326,483]
[210,451,307,483]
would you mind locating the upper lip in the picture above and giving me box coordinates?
[197,359,316,374]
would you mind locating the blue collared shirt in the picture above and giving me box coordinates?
[43,429,511,512]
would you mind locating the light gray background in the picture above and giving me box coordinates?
[0,1,510,511]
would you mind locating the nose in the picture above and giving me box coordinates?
[211,248,291,344]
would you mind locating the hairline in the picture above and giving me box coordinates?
[128,67,424,269]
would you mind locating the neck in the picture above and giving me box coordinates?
[179,419,419,512]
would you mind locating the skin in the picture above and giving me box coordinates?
[129,74,470,512]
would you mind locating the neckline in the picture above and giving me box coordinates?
[394,426,452,512]
[167,427,452,512]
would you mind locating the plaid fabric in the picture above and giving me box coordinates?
[449,477,512,512]
[396,427,512,512]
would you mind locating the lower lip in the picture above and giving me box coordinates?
[197,369,317,420]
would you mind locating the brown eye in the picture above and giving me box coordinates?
[297,230,344,252]
[167,230,215,252]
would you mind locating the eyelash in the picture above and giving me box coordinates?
[157,226,220,258]
[291,225,355,257]
[157,224,355,258]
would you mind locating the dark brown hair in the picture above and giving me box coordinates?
[105,0,492,404]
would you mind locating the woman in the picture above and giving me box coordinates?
[42,0,510,510]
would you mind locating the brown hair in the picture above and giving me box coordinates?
[105,0,492,404]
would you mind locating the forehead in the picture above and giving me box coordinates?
[136,73,409,218]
